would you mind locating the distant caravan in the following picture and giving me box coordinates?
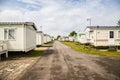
[36,31,44,46]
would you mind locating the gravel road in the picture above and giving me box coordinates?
[20,41,120,80]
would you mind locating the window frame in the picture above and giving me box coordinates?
[118,31,120,38]
[109,31,114,39]
[4,28,16,40]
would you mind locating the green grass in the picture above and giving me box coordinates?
[62,41,120,58]
[42,41,54,47]
[26,41,54,57]
[1,50,44,60]
[25,50,44,57]
[1,42,54,60]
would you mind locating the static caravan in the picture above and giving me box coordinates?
[47,35,52,42]
[0,22,37,52]
[68,36,74,42]
[43,34,47,44]
[85,26,120,47]
[51,36,55,41]
[61,36,69,41]
[77,32,88,44]
[46,35,50,42]
[36,31,44,46]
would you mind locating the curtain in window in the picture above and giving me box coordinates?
[109,31,114,38]
[118,31,120,38]
[4,29,8,40]
[8,29,15,39]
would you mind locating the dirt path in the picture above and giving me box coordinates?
[21,41,120,80]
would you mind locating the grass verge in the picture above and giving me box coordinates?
[1,50,44,60]
[1,41,54,60]
[42,41,54,47]
[62,41,120,58]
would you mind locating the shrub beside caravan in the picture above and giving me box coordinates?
[36,31,44,46]
[0,22,37,53]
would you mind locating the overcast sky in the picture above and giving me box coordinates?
[0,0,120,37]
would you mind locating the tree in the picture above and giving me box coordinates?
[57,35,61,40]
[69,31,77,36]
[118,19,120,26]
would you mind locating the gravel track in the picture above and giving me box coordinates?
[20,41,120,80]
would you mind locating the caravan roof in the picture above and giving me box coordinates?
[0,22,37,30]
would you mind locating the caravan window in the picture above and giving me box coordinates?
[109,31,114,38]
[118,31,120,38]
[4,29,16,40]
[8,29,15,39]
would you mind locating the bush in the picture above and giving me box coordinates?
[94,46,109,49]
[108,48,117,51]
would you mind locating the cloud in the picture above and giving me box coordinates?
[0,0,120,37]
[0,10,24,21]
[17,0,38,4]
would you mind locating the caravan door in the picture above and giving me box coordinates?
[0,28,4,40]
[108,31,115,46]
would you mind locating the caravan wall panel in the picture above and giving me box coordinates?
[25,25,36,52]
[0,24,24,51]
[36,32,44,46]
